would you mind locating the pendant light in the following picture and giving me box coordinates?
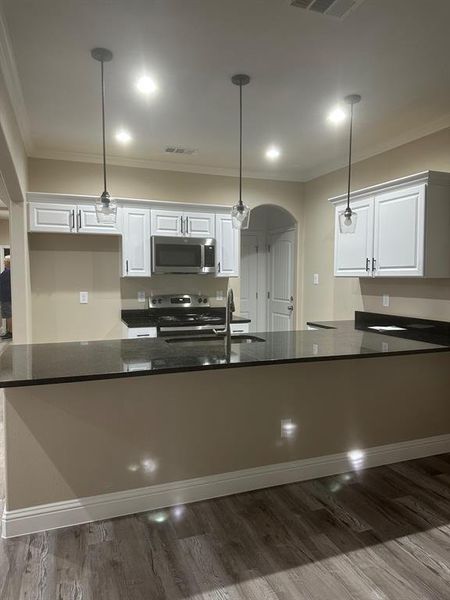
[231,74,251,230]
[339,94,361,234]
[91,47,117,224]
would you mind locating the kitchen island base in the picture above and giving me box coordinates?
[3,352,450,537]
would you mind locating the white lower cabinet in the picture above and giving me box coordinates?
[230,322,249,334]
[122,324,157,339]
[215,214,240,277]
[331,172,450,278]
[122,207,151,277]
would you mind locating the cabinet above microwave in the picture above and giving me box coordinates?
[330,171,450,278]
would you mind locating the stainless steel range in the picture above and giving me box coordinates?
[148,294,228,335]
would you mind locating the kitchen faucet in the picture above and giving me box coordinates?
[213,287,235,344]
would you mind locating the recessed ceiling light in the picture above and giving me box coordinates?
[327,106,346,124]
[265,146,281,161]
[136,75,158,95]
[115,129,132,144]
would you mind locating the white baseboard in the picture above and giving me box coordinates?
[3,433,450,538]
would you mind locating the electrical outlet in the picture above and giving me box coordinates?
[382,342,389,352]
[313,273,319,285]
[80,291,88,304]
[137,291,146,303]
[382,294,390,307]
[312,343,319,355]
[216,290,224,301]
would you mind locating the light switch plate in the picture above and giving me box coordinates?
[137,291,146,303]
[216,290,224,300]
[313,273,319,285]
[80,291,88,304]
[382,294,390,307]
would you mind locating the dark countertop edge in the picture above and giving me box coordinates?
[306,321,337,330]
[2,345,449,390]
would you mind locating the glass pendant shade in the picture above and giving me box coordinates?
[339,206,357,234]
[231,202,251,230]
[95,191,117,224]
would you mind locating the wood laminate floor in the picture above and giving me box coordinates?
[0,443,449,598]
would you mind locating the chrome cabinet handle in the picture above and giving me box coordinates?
[366,258,370,272]
[126,259,129,274]
[372,258,377,272]
[77,209,81,230]
[185,216,189,234]
[218,261,221,273]
[70,210,75,231]
[180,216,184,235]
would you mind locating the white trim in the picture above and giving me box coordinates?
[0,8,33,153]
[329,170,450,206]
[3,432,450,538]
[30,149,301,183]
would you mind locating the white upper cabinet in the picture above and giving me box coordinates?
[373,185,425,277]
[215,213,240,277]
[28,200,121,235]
[151,210,182,237]
[77,205,121,235]
[331,171,450,278]
[151,209,215,238]
[122,207,151,277]
[29,202,78,233]
[184,212,215,238]
[334,197,374,277]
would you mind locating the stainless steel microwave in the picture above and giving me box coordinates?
[151,236,216,274]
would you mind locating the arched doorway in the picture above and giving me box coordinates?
[240,205,297,332]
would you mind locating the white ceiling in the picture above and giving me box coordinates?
[3,0,450,181]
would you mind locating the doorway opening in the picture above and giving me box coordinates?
[240,205,297,332]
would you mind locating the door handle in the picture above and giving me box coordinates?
[287,305,294,312]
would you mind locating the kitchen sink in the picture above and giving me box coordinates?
[165,334,265,344]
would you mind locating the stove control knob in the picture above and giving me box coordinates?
[198,298,203,303]
[158,299,162,304]
[203,297,208,303]
[151,299,157,305]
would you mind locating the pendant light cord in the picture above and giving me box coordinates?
[239,82,243,209]
[346,101,354,212]
[101,59,107,195]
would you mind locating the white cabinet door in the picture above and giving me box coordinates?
[151,210,182,237]
[29,202,77,233]
[122,208,151,277]
[334,197,375,277]
[373,184,425,277]
[77,205,121,235]
[215,214,240,277]
[185,212,215,238]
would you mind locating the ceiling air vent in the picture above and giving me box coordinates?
[290,0,366,20]
[164,145,198,155]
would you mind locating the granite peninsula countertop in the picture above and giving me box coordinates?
[0,312,448,388]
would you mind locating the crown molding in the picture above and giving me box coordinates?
[29,149,305,182]
[0,6,33,154]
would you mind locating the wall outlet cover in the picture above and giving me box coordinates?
[216,290,224,300]
[382,294,390,307]
[137,291,146,303]
[313,273,319,285]
[80,291,88,304]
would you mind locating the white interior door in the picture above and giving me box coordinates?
[240,233,258,332]
[267,229,296,331]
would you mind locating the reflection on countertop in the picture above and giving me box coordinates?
[0,312,449,388]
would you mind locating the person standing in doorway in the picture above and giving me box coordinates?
[0,255,12,339]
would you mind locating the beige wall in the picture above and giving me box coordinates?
[28,158,304,342]
[0,219,9,245]
[5,352,450,509]
[302,127,450,324]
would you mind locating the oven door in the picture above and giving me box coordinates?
[152,236,215,274]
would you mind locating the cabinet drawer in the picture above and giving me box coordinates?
[126,327,157,339]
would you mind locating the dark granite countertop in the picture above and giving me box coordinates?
[0,314,448,388]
